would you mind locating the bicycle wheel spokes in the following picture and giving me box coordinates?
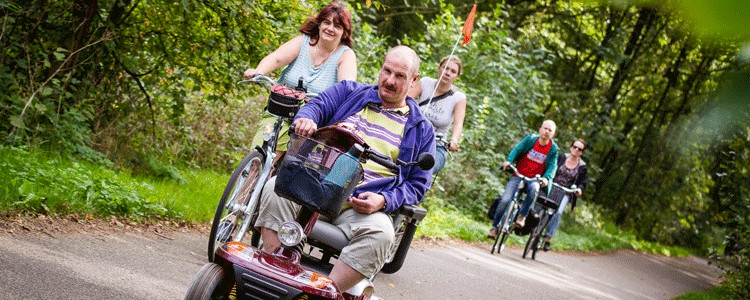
[208,151,265,262]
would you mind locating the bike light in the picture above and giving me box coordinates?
[278,221,305,247]
[262,123,274,141]
[293,270,333,288]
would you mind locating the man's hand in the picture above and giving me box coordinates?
[292,118,317,137]
[349,192,386,214]
[502,161,510,171]
[540,178,548,187]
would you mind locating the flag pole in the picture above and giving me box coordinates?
[423,4,476,107]
[424,34,462,107]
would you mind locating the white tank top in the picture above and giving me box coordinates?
[417,77,465,137]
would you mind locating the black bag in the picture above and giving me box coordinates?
[487,197,501,220]
[267,83,306,119]
[513,206,540,236]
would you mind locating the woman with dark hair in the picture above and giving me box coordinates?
[407,55,467,175]
[243,1,357,161]
[542,138,589,251]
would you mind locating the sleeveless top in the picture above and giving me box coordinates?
[548,156,581,202]
[417,77,465,138]
[277,34,350,95]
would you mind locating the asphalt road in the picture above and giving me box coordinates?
[0,224,721,300]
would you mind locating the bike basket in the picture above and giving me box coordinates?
[275,133,364,219]
[267,84,306,119]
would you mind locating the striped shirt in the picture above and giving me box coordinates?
[277,34,350,95]
[342,103,409,184]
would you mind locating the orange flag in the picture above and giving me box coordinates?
[461,4,477,46]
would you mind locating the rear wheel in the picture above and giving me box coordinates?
[208,151,265,262]
[184,263,228,300]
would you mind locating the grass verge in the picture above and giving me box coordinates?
[1,145,697,257]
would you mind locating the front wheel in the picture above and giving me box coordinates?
[208,150,265,262]
[531,214,550,260]
[523,230,536,259]
[184,263,228,300]
[491,202,514,254]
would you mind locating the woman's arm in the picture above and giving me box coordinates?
[407,79,423,100]
[244,35,303,78]
[448,97,466,151]
[337,49,358,81]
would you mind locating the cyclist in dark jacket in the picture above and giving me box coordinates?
[542,138,588,251]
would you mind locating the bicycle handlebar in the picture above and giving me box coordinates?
[362,148,434,173]
[505,164,542,182]
[237,74,318,98]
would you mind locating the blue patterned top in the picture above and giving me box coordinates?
[277,34,350,94]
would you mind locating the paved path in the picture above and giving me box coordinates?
[0,224,721,300]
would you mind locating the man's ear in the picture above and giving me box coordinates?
[411,74,420,87]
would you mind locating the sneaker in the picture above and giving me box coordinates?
[216,220,236,242]
[487,227,498,239]
[543,241,551,252]
[514,216,526,228]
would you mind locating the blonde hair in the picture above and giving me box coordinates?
[438,55,463,76]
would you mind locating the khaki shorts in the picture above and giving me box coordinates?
[254,177,395,278]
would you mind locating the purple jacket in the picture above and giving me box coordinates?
[295,80,436,213]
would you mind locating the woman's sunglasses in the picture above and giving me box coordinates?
[571,145,584,151]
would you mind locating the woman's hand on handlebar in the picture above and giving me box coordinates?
[502,161,510,171]
[243,68,260,79]
[292,118,317,137]
[349,192,386,215]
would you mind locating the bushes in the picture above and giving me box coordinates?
[0,146,168,219]
[710,227,750,299]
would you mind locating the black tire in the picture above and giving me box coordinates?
[208,151,265,262]
[491,202,514,254]
[531,214,550,260]
[381,221,418,274]
[523,230,536,259]
[184,263,228,300]
[497,202,518,253]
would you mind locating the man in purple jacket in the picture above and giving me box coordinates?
[254,45,435,292]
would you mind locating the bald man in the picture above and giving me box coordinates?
[255,45,435,292]
[488,120,559,238]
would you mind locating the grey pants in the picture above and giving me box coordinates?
[254,176,395,278]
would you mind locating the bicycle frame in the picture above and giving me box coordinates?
[523,181,580,259]
[492,164,542,254]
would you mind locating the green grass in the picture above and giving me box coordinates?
[0,145,226,222]
[670,285,732,300]
[0,145,697,257]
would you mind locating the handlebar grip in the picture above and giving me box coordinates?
[368,153,399,173]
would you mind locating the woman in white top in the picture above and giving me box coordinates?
[407,55,467,175]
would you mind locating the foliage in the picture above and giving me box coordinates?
[0,0,313,169]
[707,227,750,300]
[2,0,750,274]
[404,4,554,219]
[0,146,168,219]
